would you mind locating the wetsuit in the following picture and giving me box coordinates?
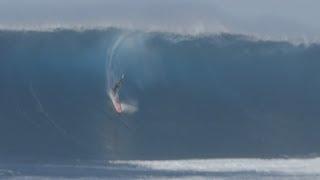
[112,75,125,94]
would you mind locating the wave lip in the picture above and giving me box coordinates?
[0,24,319,45]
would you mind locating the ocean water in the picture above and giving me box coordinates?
[0,28,320,178]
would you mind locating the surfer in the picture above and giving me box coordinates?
[112,74,125,95]
[110,74,125,113]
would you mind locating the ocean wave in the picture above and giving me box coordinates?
[0,29,320,160]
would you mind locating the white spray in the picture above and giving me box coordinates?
[106,33,138,114]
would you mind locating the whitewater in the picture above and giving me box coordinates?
[0,158,319,179]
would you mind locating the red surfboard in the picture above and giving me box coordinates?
[109,91,122,113]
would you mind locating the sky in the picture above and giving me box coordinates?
[0,0,319,41]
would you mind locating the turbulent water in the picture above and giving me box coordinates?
[1,158,320,179]
[0,28,320,178]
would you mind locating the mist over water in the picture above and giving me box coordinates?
[1,0,320,43]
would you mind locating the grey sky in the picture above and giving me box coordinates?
[0,0,319,41]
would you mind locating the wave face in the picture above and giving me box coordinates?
[0,29,320,160]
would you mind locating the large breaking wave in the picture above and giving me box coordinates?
[0,28,320,161]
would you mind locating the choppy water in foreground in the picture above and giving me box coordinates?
[0,158,319,179]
